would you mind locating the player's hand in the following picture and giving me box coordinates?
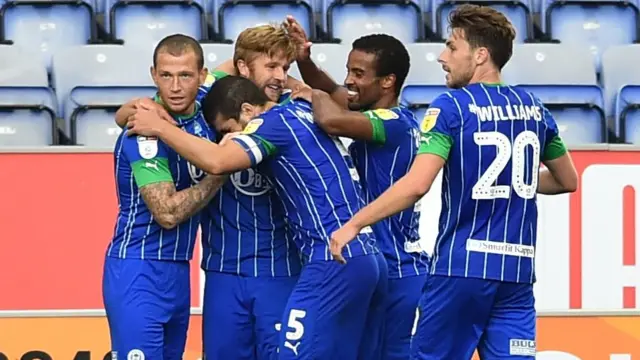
[330,222,360,264]
[135,98,177,126]
[126,107,167,137]
[219,131,241,146]
[291,84,313,102]
[284,15,311,61]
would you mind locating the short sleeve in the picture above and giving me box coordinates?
[535,97,568,161]
[231,111,286,166]
[124,135,174,187]
[417,93,459,160]
[361,108,411,145]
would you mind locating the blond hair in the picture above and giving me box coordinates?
[233,24,297,67]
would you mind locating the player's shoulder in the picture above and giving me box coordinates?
[430,91,459,108]
[122,134,168,160]
[203,70,229,87]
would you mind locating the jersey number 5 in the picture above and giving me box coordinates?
[472,130,540,200]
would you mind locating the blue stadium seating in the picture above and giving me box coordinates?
[504,44,606,144]
[289,44,351,84]
[217,0,314,42]
[541,0,639,72]
[0,0,95,71]
[0,45,57,146]
[602,45,640,143]
[104,0,206,49]
[51,45,156,146]
[202,43,234,71]
[327,1,423,44]
[0,0,637,146]
[401,43,448,120]
[431,0,533,42]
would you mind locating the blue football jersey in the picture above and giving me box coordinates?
[417,83,567,283]
[349,107,430,278]
[197,70,301,277]
[108,104,210,261]
[231,99,378,262]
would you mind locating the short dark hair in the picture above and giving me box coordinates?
[448,5,516,70]
[202,76,269,123]
[351,34,410,95]
[153,34,204,69]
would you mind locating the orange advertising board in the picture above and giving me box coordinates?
[0,316,638,359]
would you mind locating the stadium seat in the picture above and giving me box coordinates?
[0,45,57,146]
[104,0,206,50]
[217,0,314,42]
[0,0,96,71]
[327,0,423,45]
[431,0,533,42]
[542,0,639,71]
[400,43,447,121]
[503,44,606,144]
[602,45,640,143]
[201,43,234,71]
[51,45,156,146]
[289,44,351,84]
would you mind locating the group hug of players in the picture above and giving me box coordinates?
[103,4,579,360]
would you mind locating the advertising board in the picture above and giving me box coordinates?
[0,148,639,359]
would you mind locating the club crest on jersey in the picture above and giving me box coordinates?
[373,108,398,120]
[242,118,263,134]
[230,168,271,196]
[137,136,158,159]
[421,108,439,133]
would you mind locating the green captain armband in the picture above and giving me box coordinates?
[131,157,174,188]
[542,136,568,161]
[417,132,453,160]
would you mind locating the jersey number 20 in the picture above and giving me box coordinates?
[472,130,540,200]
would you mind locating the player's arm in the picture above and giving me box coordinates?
[330,95,457,262]
[311,90,374,141]
[295,58,348,108]
[284,16,348,107]
[538,137,578,194]
[127,139,226,229]
[127,106,278,174]
[114,98,175,128]
[154,121,254,175]
[535,103,578,195]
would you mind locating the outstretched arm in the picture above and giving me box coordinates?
[284,16,349,107]
[126,107,252,175]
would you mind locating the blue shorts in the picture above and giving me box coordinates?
[277,253,385,360]
[380,275,425,360]
[411,275,536,360]
[202,271,298,360]
[357,252,389,360]
[102,257,191,360]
